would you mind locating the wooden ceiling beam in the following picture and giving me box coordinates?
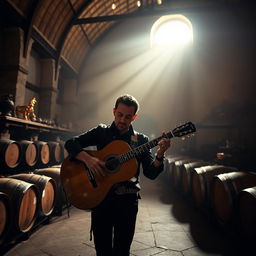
[23,0,42,58]
[73,3,243,25]
[53,0,94,80]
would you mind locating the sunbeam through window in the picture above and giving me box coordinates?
[150,14,193,48]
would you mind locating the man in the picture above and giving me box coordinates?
[65,94,170,256]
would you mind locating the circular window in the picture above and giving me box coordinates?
[150,14,193,48]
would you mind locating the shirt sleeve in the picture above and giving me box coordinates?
[138,134,164,180]
[64,125,102,158]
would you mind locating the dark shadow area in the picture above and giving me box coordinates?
[141,171,255,256]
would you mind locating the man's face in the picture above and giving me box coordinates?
[113,103,137,134]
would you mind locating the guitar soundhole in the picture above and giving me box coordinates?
[105,156,119,173]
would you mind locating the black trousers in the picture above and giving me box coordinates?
[91,193,138,256]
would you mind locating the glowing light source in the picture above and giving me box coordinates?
[151,15,193,48]
[153,21,192,45]
[137,1,141,7]
[112,3,116,10]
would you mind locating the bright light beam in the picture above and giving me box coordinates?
[151,15,193,48]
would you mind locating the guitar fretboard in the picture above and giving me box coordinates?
[118,133,172,163]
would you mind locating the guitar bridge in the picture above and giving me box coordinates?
[83,163,97,188]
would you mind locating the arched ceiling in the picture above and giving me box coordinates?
[1,0,253,76]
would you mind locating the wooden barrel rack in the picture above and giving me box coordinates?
[238,186,256,239]
[0,178,39,236]
[0,139,21,169]
[0,192,10,245]
[34,167,68,215]
[0,116,74,255]
[211,171,256,226]
[165,154,256,240]
[192,165,238,208]
[17,140,38,168]
[10,173,56,217]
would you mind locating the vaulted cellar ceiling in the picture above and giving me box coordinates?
[1,0,254,76]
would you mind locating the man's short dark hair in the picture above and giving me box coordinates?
[115,94,139,114]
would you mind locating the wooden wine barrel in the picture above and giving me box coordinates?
[0,178,39,233]
[211,172,256,225]
[34,167,67,215]
[165,155,189,185]
[0,139,21,168]
[11,173,56,217]
[18,140,38,167]
[238,186,256,238]
[63,147,68,159]
[47,141,63,164]
[51,164,62,168]
[60,140,69,160]
[181,161,207,196]
[0,192,9,244]
[171,158,194,190]
[34,141,50,166]
[192,165,238,208]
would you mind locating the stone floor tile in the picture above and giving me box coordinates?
[157,250,183,256]
[133,231,156,247]
[154,230,195,251]
[135,220,153,232]
[151,222,184,232]
[131,246,165,256]
[131,240,152,251]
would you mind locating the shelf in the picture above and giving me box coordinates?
[0,116,76,141]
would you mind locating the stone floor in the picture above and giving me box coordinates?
[2,172,255,256]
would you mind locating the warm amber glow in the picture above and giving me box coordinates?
[112,3,116,10]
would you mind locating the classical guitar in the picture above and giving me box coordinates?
[60,122,196,210]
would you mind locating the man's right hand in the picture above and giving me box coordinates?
[75,151,106,178]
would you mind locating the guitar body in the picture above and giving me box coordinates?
[60,140,138,210]
[60,121,196,210]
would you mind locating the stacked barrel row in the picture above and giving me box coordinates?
[165,155,256,239]
[0,139,68,171]
[0,166,67,246]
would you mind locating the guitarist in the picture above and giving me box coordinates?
[64,94,171,256]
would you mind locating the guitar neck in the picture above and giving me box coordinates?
[118,132,173,163]
[117,121,196,164]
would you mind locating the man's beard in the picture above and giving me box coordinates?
[116,122,128,132]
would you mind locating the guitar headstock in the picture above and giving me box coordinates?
[172,122,196,138]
